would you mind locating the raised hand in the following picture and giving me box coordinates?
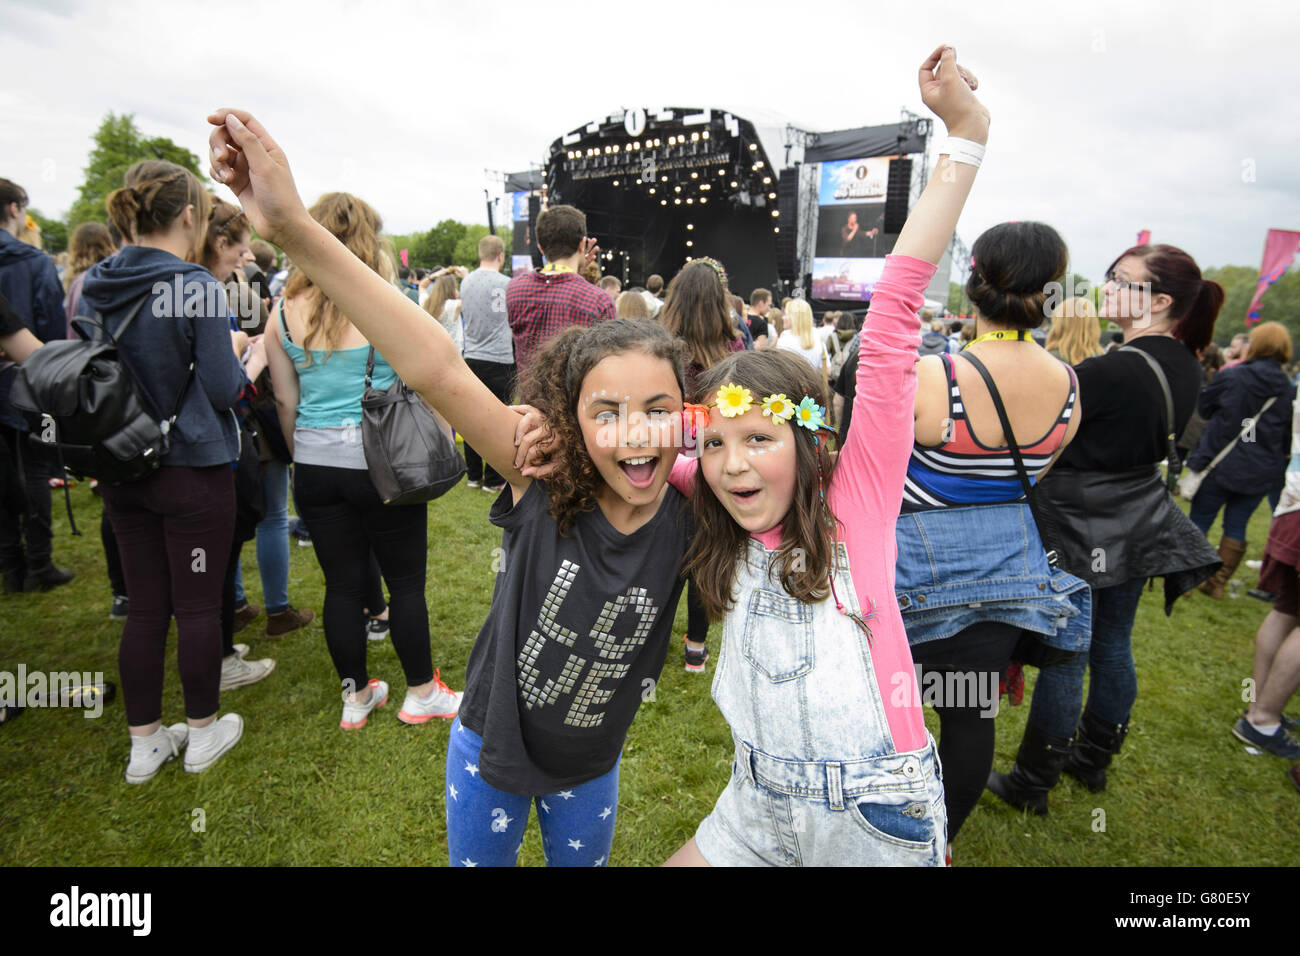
[579,237,600,267]
[917,46,989,143]
[207,109,310,247]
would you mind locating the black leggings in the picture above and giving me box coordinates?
[293,463,432,692]
[908,621,1020,843]
[685,578,709,644]
[101,506,127,597]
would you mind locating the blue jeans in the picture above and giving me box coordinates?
[1188,473,1264,542]
[233,459,291,613]
[1027,575,1148,738]
[445,717,619,867]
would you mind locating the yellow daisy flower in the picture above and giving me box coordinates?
[761,393,794,423]
[715,383,753,418]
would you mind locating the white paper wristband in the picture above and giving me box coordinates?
[943,137,986,168]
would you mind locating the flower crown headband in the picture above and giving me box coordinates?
[683,384,830,436]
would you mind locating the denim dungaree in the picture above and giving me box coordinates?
[695,540,947,866]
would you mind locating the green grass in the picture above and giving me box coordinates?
[0,472,1295,866]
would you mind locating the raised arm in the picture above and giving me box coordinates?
[833,45,988,523]
[206,110,528,492]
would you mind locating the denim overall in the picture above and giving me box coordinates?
[695,540,946,866]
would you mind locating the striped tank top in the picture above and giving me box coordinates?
[902,352,1077,512]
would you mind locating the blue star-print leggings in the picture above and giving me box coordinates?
[445,717,620,867]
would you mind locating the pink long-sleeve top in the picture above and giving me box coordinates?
[671,253,933,753]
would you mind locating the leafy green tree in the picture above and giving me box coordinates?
[67,113,205,228]
[27,209,67,254]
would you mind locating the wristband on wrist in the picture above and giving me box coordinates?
[942,137,986,168]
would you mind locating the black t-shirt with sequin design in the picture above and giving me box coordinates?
[458,479,692,795]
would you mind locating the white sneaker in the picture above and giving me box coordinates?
[185,713,244,773]
[366,617,389,642]
[1246,559,1263,571]
[466,479,482,489]
[220,653,275,691]
[341,679,389,730]
[125,723,189,784]
[233,643,250,659]
[398,669,462,724]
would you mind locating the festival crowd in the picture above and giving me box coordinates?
[1,45,1296,866]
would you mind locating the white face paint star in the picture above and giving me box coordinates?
[557,790,575,800]
[465,762,479,777]
[598,806,612,820]
[448,784,458,801]
[568,838,584,851]
[540,799,551,813]
[460,858,477,867]
[593,855,606,866]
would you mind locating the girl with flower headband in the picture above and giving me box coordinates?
[208,108,701,867]
[661,44,989,866]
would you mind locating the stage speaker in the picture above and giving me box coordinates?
[528,195,543,269]
[883,158,913,235]
[775,168,798,282]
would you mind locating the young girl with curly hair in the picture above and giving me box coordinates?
[208,112,697,866]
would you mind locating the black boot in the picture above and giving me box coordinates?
[23,561,75,592]
[2,568,24,595]
[987,723,1072,816]
[1063,709,1128,793]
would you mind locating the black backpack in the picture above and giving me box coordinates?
[9,294,194,487]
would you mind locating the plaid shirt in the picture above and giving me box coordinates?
[506,269,615,375]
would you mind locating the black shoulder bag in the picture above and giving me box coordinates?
[961,353,1077,668]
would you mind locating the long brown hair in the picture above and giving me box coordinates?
[686,350,837,620]
[64,221,116,291]
[520,319,686,536]
[423,274,459,323]
[660,260,737,370]
[105,159,210,262]
[283,192,389,364]
[201,197,250,276]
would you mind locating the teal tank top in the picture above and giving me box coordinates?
[279,306,398,429]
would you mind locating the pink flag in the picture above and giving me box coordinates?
[400,248,409,267]
[1246,229,1300,324]
[1136,230,1151,246]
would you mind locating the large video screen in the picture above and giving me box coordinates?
[509,191,534,274]
[810,156,899,302]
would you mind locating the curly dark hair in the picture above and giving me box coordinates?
[686,350,838,620]
[520,319,687,536]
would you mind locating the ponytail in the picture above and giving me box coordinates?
[1172,278,1224,353]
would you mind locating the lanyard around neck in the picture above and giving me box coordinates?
[541,262,574,275]
[964,329,1033,350]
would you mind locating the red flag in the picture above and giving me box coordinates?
[400,248,409,267]
[1136,230,1151,246]
[1246,229,1300,324]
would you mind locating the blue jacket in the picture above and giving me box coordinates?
[80,246,246,467]
[894,502,1092,653]
[1188,358,1294,495]
[0,230,66,428]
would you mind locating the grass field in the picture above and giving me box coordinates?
[0,465,1295,867]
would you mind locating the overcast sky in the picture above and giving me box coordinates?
[4,0,1297,283]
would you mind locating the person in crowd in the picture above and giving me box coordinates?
[775,299,827,382]
[1234,391,1300,760]
[1222,332,1249,368]
[1186,321,1295,598]
[663,44,984,867]
[1043,296,1103,366]
[899,220,1082,861]
[918,314,950,356]
[747,288,772,348]
[1176,342,1225,465]
[947,318,965,353]
[659,257,746,673]
[263,191,461,730]
[210,107,702,867]
[59,220,129,616]
[245,238,278,309]
[615,290,649,318]
[397,265,419,303]
[423,273,463,353]
[989,242,1224,813]
[766,308,784,341]
[0,177,71,594]
[460,233,515,493]
[200,198,313,676]
[505,205,613,377]
[598,275,621,303]
[641,273,664,317]
[84,160,248,781]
